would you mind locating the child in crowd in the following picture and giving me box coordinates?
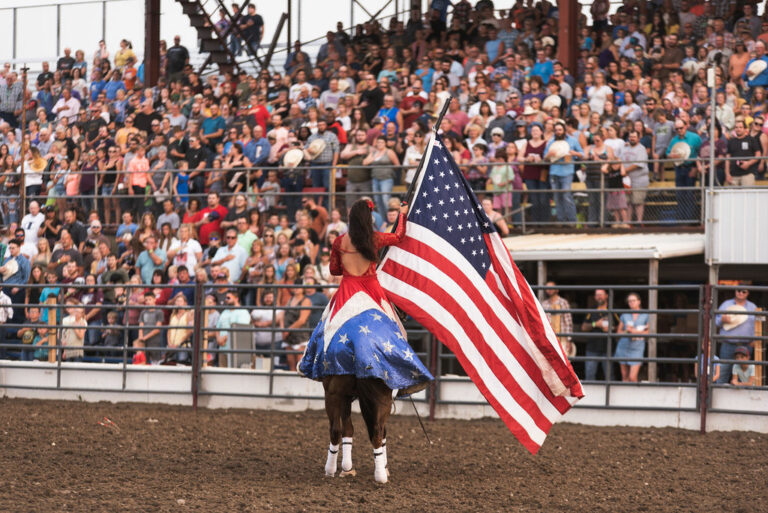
[730,346,755,386]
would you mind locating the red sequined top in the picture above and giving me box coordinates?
[330,213,407,277]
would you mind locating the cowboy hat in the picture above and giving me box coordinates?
[304,138,327,160]
[669,141,691,165]
[723,304,749,331]
[283,148,305,168]
[747,59,767,78]
[523,105,539,116]
[542,94,562,111]
[682,60,702,82]
[546,140,571,163]
[337,79,350,92]
[1,259,18,281]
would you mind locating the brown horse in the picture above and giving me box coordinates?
[322,375,393,483]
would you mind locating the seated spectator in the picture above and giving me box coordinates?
[250,290,283,350]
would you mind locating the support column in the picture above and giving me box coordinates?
[537,260,547,302]
[648,258,659,382]
[556,0,579,76]
[144,0,161,87]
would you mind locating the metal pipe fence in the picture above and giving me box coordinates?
[0,283,765,422]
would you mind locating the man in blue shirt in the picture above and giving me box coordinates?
[742,40,768,96]
[89,70,106,103]
[201,104,226,151]
[135,236,167,284]
[531,48,554,85]
[715,285,758,384]
[544,121,583,224]
[103,70,126,101]
[0,239,31,325]
[665,119,702,222]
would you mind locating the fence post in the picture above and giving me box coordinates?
[330,167,337,212]
[428,334,438,422]
[46,297,57,363]
[191,281,204,411]
[700,284,712,434]
[599,172,605,228]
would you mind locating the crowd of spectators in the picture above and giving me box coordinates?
[0,0,767,367]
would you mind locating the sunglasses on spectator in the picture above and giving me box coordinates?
[226,236,236,240]
[210,236,219,241]
[736,289,748,293]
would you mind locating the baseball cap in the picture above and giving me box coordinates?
[734,346,750,356]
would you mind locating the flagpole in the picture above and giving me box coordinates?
[378,96,454,268]
[402,95,453,207]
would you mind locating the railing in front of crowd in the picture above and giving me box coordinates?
[0,283,765,423]
[9,155,764,230]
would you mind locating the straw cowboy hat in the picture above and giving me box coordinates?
[304,138,327,161]
[723,304,749,331]
[746,59,767,78]
[668,141,691,165]
[1,259,18,281]
[546,140,571,162]
[542,94,563,111]
[523,105,540,116]
[283,148,305,168]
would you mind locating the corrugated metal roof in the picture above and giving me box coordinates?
[504,233,705,261]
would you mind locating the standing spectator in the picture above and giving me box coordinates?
[126,145,151,216]
[57,48,76,78]
[743,40,768,94]
[363,136,400,216]
[165,36,189,80]
[61,297,87,362]
[615,293,649,382]
[135,235,166,284]
[194,192,229,246]
[542,281,575,358]
[340,129,373,207]
[715,285,757,384]
[581,289,619,381]
[0,239,31,324]
[212,228,248,283]
[136,291,165,364]
[0,72,23,127]
[282,278,311,371]
[215,289,251,367]
[239,4,264,57]
[544,121,583,224]
[305,118,340,203]
[725,119,761,186]
[622,130,650,224]
[651,109,675,180]
[665,120,701,222]
[20,201,45,247]
[52,88,81,124]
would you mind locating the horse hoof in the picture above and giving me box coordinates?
[339,469,356,477]
[374,469,388,484]
[325,471,336,477]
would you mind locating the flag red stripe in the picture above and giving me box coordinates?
[383,286,544,454]
[390,236,572,412]
[383,258,556,432]
[487,235,585,398]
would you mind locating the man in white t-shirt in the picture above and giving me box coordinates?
[250,290,284,348]
[20,201,45,246]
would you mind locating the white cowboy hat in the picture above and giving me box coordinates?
[523,106,539,116]
[747,59,767,78]
[669,141,691,165]
[304,138,327,161]
[1,259,18,281]
[337,79,350,92]
[283,148,305,169]
[546,140,571,162]
[723,304,749,331]
[542,94,562,111]
[682,60,702,81]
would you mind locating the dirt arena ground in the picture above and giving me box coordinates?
[0,398,766,512]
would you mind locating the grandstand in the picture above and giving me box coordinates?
[0,0,765,443]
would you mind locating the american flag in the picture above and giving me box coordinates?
[378,134,584,454]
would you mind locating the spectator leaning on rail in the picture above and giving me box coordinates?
[544,120,583,225]
[715,284,758,385]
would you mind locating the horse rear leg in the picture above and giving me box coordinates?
[357,378,393,484]
[339,397,356,476]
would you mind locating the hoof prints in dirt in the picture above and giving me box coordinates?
[0,398,766,512]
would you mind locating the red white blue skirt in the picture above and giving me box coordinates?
[298,274,433,395]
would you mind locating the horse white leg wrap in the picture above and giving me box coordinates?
[341,437,353,472]
[325,443,339,477]
[381,438,388,470]
[373,447,388,484]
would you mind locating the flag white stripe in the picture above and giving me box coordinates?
[378,271,549,446]
[488,233,570,363]
[385,246,563,423]
[393,222,567,393]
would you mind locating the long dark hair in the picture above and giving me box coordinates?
[348,200,377,262]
